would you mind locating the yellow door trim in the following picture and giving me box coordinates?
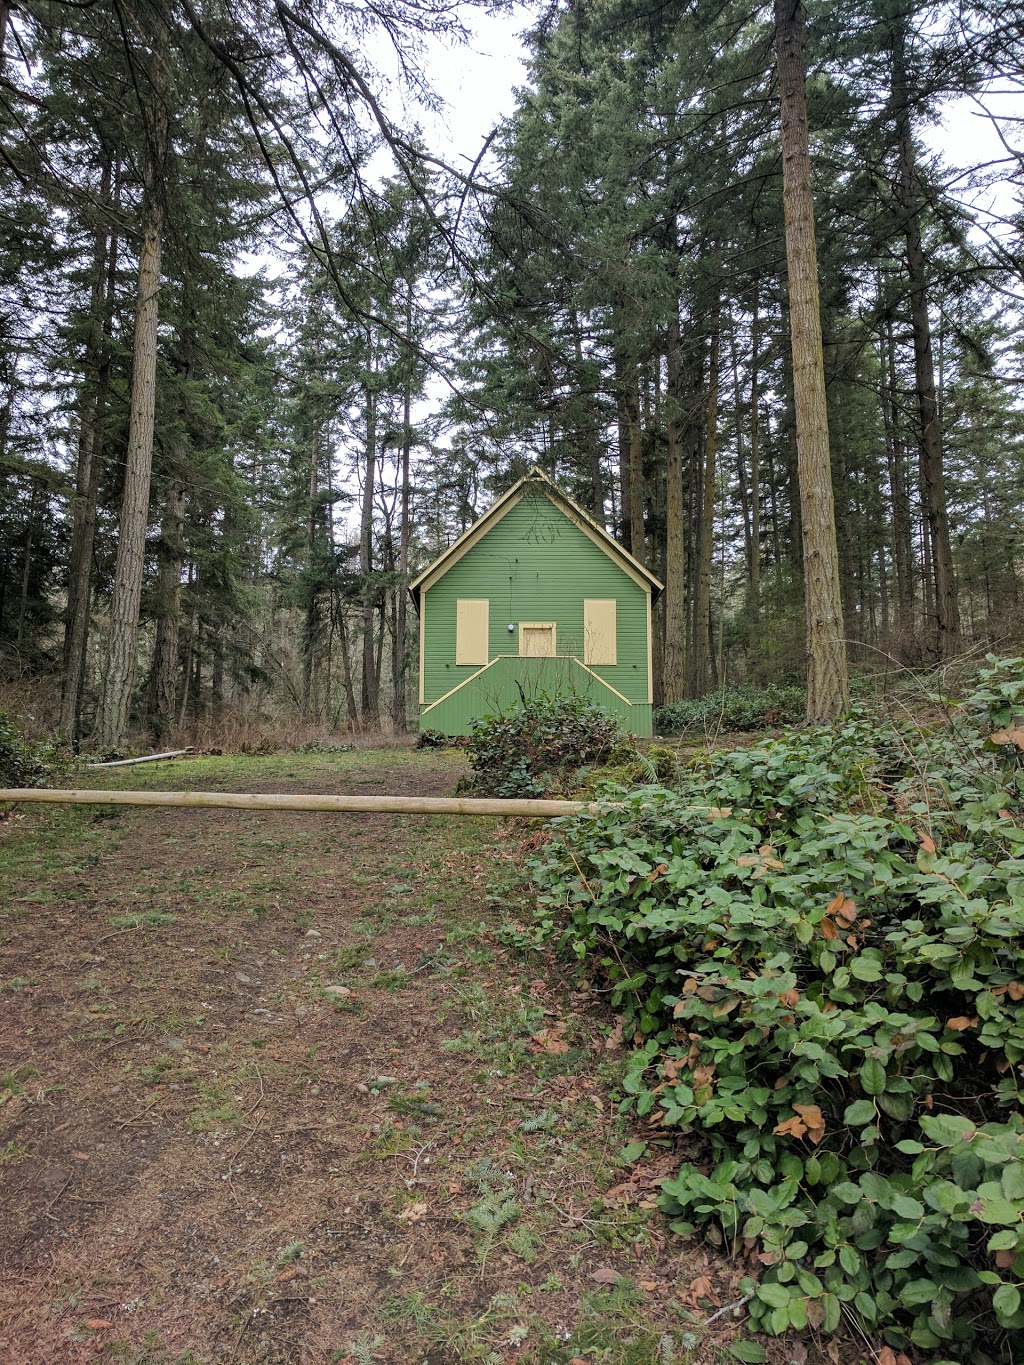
[518,622,557,657]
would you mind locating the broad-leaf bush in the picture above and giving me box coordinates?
[466,695,622,798]
[527,659,1024,1360]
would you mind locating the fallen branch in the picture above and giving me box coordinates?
[87,749,193,768]
[705,1292,754,1325]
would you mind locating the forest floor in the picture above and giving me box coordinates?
[0,748,813,1365]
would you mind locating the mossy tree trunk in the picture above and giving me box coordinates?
[774,0,849,722]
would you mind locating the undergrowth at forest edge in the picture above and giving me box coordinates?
[466,694,623,797]
[654,684,806,736]
[525,656,1024,1362]
[0,707,60,787]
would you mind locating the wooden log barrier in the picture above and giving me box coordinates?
[87,748,193,768]
[0,788,589,819]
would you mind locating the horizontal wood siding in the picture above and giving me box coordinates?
[419,657,653,736]
[421,489,650,709]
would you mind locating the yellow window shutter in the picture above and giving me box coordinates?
[584,599,616,666]
[455,599,489,665]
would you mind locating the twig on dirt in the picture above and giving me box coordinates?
[42,1175,73,1219]
[546,1199,622,1230]
[115,1102,161,1129]
[705,1292,753,1325]
[95,927,141,944]
[401,1141,434,1184]
[228,1067,266,1163]
[243,1066,265,1118]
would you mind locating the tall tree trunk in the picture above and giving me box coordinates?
[391,284,413,731]
[749,289,762,617]
[359,369,380,728]
[626,367,645,563]
[691,313,720,698]
[891,28,960,660]
[880,314,914,644]
[177,600,196,729]
[774,0,849,721]
[662,311,687,704]
[614,352,632,552]
[336,603,359,729]
[61,166,118,741]
[211,637,225,719]
[145,478,185,742]
[16,481,39,648]
[570,303,604,519]
[302,424,321,721]
[98,81,168,750]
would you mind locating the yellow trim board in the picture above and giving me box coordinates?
[646,587,654,705]
[421,654,637,717]
[418,588,426,705]
[420,658,500,714]
[570,657,633,706]
[411,486,525,597]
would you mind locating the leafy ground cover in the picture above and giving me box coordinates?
[0,746,789,1365]
[527,658,1024,1364]
[464,696,623,799]
[654,687,806,738]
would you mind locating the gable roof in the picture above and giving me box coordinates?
[409,467,664,606]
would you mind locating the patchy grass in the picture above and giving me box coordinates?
[0,749,823,1364]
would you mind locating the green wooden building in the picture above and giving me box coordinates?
[410,468,663,735]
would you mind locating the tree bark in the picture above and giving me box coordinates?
[774,0,849,721]
[662,310,686,704]
[302,424,321,721]
[145,478,185,742]
[391,283,414,732]
[615,352,632,551]
[690,312,720,698]
[336,602,359,729]
[879,314,915,645]
[359,364,380,728]
[61,165,118,741]
[98,80,168,750]
[749,288,762,616]
[626,368,645,564]
[891,27,960,660]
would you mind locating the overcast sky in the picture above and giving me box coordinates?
[417,9,530,167]
[417,8,1021,223]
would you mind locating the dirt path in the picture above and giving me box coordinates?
[0,751,739,1365]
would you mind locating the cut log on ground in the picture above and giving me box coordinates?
[87,748,193,768]
[0,787,587,818]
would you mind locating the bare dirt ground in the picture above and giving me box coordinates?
[0,750,763,1365]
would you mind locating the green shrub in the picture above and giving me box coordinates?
[415,728,468,750]
[654,684,806,736]
[583,740,681,793]
[0,709,48,788]
[466,695,622,798]
[526,676,1024,1359]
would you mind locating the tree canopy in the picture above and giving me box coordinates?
[0,0,1021,743]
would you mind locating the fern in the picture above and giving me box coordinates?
[341,1332,384,1365]
[465,1189,521,1267]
